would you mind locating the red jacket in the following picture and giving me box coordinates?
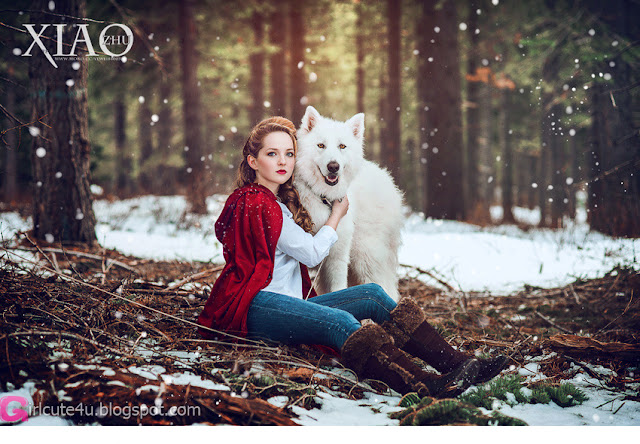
[197,183,317,338]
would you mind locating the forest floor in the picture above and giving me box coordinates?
[1,241,639,426]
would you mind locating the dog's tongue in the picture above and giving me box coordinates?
[324,173,339,186]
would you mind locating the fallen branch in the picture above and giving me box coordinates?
[7,245,138,273]
[545,334,640,362]
[1,330,139,359]
[400,263,456,292]
[163,265,224,291]
[534,310,573,334]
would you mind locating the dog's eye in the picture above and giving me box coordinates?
[339,144,346,149]
[317,143,325,149]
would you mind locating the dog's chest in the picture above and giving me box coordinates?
[307,197,332,233]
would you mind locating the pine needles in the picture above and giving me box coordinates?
[392,375,589,426]
[459,374,588,409]
[391,395,528,426]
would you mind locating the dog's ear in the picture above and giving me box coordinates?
[346,113,365,140]
[299,106,321,134]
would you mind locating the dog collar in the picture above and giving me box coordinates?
[320,195,332,209]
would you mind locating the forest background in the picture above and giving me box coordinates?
[0,0,638,243]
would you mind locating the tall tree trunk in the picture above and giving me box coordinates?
[179,0,207,214]
[385,0,401,185]
[465,2,481,221]
[249,11,264,126]
[476,75,493,222]
[588,83,606,231]
[355,1,365,114]
[3,74,18,203]
[568,126,578,219]
[29,0,96,245]
[376,69,386,165]
[406,138,421,211]
[416,2,429,214]
[539,95,553,227]
[589,80,640,236]
[529,154,538,210]
[289,0,306,124]
[157,51,176,195]
[269,7,287,117]
[114,87,131,197]
[138,85,154,194]
[549,103,566,228]
[499,88,515,223]
[515,151,528,208]
[419,0,465,221]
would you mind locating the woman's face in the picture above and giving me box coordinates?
[248,131,296,194]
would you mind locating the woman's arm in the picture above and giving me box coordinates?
[277,196,349,267]
[323,196,349,231]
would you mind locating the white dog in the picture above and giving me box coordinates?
[294,106,404,301]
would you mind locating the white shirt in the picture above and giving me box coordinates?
[261,201,338,299]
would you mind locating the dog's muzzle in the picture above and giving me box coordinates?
[323,161,340,186]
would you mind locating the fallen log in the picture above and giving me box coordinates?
[544,334,640,362]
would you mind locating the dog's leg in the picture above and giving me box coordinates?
[350,251,400,302]
[317,217,354,294]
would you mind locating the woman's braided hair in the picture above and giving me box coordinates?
[236,116,314,232]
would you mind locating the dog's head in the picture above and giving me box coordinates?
[295,106,365,200]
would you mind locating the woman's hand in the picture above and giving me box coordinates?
[331,196,349,219]
[324,195,349,231]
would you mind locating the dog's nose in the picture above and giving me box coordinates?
[327,161,340,173]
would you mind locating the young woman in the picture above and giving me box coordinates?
[198,116,507,398]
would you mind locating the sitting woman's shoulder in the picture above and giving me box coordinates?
[226,184,281,218]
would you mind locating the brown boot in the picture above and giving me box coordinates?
[382,297,509,384]
[340,324,479,398]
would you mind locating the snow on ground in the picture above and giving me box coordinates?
[1,194,639,426]
[2,194,637,293]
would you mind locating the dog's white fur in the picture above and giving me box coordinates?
[294,106,404,301]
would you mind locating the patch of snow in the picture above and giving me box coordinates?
[290,390,402,426]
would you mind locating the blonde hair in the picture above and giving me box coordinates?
[236,117,314,232]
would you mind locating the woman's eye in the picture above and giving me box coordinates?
[267,152,276,156]
[317,143,325,149]
[339,144,346,149]
[286,152,294,157]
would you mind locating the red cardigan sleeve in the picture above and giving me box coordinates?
[197,186,283,338]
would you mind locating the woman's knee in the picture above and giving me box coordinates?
[361,282,384,296]
[334,310,361,336]
[362,283,395,306]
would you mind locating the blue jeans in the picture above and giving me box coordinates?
[246,283,397,350]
